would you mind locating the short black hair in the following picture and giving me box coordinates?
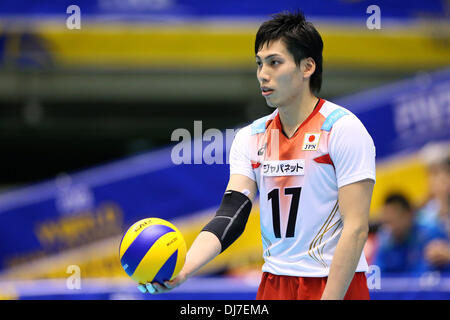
[384,193,412,213]
[254,10,324,94]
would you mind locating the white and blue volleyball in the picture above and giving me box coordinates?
[119,218,186,284]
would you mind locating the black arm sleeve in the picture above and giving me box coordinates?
[201,190,252,252]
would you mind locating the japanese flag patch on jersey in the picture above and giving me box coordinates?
[302,133,321,151]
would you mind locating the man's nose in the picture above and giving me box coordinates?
[257,65,270,83]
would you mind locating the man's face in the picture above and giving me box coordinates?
[381,203,413,241]
[255,39,308,108]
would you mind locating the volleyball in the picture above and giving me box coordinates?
[119,217,186,284]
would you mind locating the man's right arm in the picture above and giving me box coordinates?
[141,173,257,294]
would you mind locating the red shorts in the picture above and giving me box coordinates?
[256,272,370,300]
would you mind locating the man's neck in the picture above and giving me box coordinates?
[277,90,319,139]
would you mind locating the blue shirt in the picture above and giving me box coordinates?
[374,221,448,275]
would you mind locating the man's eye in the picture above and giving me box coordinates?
[271,60,280,65]
[256,61,262,67]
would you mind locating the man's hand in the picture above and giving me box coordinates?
[425,239,450,267]
[137,270,188,294]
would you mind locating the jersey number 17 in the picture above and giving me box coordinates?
[268,187,302,238]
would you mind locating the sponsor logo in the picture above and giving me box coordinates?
[257,143,267,156]
[262,159,305,177]
[166,237,178,246]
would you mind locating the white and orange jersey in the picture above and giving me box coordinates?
[229,98,376,277]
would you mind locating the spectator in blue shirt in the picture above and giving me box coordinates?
[416,149,450,238]
[374,193,449,275]
[416,152,450,270]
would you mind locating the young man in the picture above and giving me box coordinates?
[139,11,376,300]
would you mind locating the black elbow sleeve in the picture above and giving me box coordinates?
[202,190,252,252]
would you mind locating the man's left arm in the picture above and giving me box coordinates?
[321,178,374,300]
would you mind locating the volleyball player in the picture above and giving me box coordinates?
[139,11,376,300]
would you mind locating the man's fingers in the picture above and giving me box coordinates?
[145,283,156,294]
[138,280,176,294]
[151,282,167,293]
[137,284,147,293]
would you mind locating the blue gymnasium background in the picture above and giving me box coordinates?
[0,0,449,299]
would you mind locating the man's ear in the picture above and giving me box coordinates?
[302,57,316,79]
